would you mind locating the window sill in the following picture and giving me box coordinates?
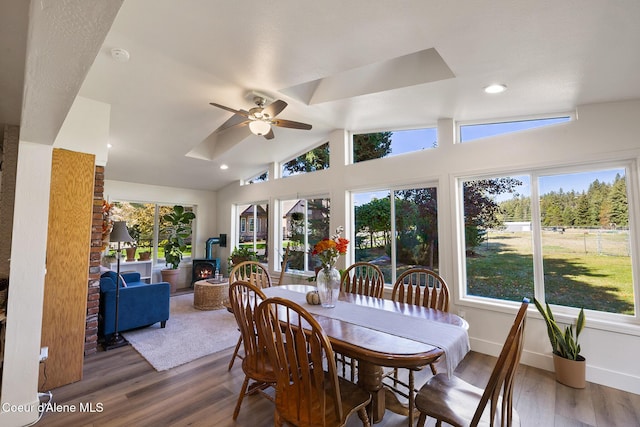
[456,296,640,338]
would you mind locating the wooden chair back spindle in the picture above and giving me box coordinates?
[392,268,450,312]
[229,261,272,289]
[340,262,385,298]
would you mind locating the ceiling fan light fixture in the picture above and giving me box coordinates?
[249,120,271,136]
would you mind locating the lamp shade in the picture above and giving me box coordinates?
[110,221,133,243]
[249,120,271,136]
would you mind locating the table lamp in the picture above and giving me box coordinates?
[104,220,133,350]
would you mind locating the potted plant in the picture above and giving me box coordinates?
[137,237,152,261]
[124,224,140,261]
[227,246,258,273]
[160,205,196,292]
[534,298,586,388]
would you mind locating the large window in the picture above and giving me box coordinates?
[110,202,195,263]
[461,165,636,317]
[236,202,269,263]
[352,128,437,164]
[280,197,330,272]
[354,186,438,284]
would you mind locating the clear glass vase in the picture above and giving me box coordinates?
[316,266,340,308]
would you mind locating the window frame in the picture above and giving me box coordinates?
[110,201,197,266]
[234,201,269,263]
[351,180,440,286]
[279,195,331,274]
[455,159,640,329]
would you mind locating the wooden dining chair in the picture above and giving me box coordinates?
[415,298,529,427]
[386,268,452,425]
[227,261,272,370]
[255,296,372,427]
[337,262,385,380]
[340,262,385,298]
[228,280,276,420]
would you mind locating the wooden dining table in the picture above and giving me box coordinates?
[262,284,470,423]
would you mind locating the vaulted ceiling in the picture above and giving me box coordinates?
[3,0,640,191]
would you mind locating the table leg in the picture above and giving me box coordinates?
[357,360,385,423]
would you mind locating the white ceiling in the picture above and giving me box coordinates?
[5,0,640,191]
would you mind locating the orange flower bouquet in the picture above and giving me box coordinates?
[312,226,349,269]
[312,227,348,307]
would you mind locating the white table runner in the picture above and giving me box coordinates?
[263,287,470,376]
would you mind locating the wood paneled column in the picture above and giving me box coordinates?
[40,148,95,389]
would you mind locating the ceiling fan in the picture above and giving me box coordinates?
[209,95,312,140]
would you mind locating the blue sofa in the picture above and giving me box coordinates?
[99,271,171,336]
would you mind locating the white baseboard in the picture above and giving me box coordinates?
[469,337,640,395]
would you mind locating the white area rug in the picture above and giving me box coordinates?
[122,293,239,371]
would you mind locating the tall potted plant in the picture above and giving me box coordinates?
[160,205,196,293]
[534,298,586,388]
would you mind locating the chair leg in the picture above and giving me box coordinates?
[408,370,415,426]
[417,413,427,427]
[357,407,371,427]
[232,375,250,420]
[228,335,243,370]
[274,410,284,427]
[429,362,437,375]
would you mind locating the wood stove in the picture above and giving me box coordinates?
[191,258,221,285]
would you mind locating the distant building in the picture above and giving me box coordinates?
[504,221,531,232]
[239,204,268,242]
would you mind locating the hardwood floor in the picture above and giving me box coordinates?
[36,345,640,427]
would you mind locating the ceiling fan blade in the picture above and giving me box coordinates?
[216,120,251,134]
[262,99,288,118]
[272,119,312,130]
[209,102,250,118]
[263,128,275,140]
[217,114,250,133]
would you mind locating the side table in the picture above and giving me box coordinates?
[193,278,229,310]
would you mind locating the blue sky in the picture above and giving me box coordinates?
[353,118,624,205]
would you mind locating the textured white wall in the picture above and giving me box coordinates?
[54,97,111,166]
[0,142,52,426]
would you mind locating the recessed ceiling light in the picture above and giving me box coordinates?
[107,143,112,148]
[220,164,229,170]
[484,84,507,94]
[110,48,130,62]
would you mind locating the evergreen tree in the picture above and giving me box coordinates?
[608,174,628,227]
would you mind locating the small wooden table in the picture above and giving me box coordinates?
[193,278,229,310]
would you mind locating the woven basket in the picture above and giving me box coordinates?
[193,281,229,310]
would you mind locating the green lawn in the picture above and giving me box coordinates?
[467,230,635,315]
